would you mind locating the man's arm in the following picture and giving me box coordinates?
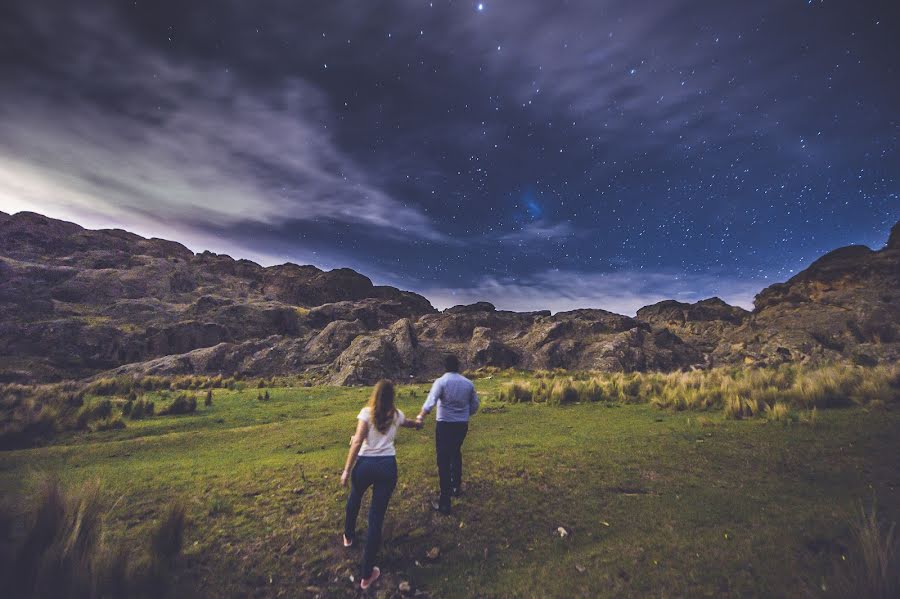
[417,378,442,421]
[469,385,480,416]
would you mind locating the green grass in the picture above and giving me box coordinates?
[1,375,898,598]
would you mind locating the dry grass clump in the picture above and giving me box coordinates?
[498,381,533,403]
[497,363,898,420]
[86,374,232,397]
[500,377,607,405]
[0,477,189,599]
[0,372,235,447]
[764,401,791,422]
[128,397,155,420]
[0,388,115,449]
[159,394,198,416]
[723,394,764,420]
[88,415,126,432]
[548,380,579,405]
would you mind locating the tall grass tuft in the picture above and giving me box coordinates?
[9,477,107,598]
[2,476,190,599]
[150,503,186,567]
[498,381,532,403]
[159,394,197,416]
[764,401,791,422]
[723,394,746,420]
[817,501,898,599]
[548,380,579,405]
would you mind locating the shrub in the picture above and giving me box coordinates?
[130,398,146,419]
[160,394,197,416]
[264,390,270,401]
[85,376,135,396]
[89,415,126,432]
[122,399,134,416]
[204,389,213,406]
[0,405,61,450]
[76,400,113,429]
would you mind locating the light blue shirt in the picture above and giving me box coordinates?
[421,372,480,422]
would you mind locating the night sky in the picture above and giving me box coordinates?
[1,1,897,314]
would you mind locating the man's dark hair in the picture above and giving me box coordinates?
[444,355,460,373]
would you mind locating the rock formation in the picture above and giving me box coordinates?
[1,211,897,385]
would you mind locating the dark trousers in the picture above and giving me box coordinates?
[435,421,468,507]
[344,456,398,578]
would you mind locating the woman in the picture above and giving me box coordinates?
[341,379,420,590]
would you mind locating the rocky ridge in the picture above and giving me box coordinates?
[1,211,897,385]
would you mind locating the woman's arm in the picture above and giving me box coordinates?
[341,419,368,486]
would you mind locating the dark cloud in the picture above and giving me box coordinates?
[0,0,897,313]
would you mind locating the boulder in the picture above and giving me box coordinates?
[468,327,520,368]
[303,320,366,363]
[329,334,402,386]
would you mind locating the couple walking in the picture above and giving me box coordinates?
[339,355,480,590]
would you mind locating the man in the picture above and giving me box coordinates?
[416,355,480,515]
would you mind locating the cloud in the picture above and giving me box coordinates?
[0,6,444,242]
[419,268,764,316]
[490,220,577,245]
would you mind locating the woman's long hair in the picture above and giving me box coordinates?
[367,379,396,434]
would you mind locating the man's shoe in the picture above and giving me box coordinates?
[431,500,451,515]
[360,566,380,590]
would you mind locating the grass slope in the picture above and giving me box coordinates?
[1,375,898,598]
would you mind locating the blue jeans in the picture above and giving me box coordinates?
[344,456,398,578]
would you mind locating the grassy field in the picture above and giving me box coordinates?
[1,373,899,598]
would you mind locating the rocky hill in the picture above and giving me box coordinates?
[710,225,900,367]
[1,211,897,384]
